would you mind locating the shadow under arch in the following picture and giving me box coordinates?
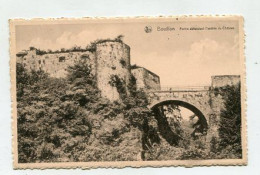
[150,100,208,146]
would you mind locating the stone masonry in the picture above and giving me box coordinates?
[16,41,160,101]
[17,40,241,146]
[147,75,241,143]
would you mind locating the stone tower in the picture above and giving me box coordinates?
[95,41,131,101]
[17,40,134,101]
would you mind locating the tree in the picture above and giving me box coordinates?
[115,35,124,42]
[218,84,242,157]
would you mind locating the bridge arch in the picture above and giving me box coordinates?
[150,99,208,129]
[148,98,209,145]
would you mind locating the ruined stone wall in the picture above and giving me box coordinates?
[17,49,38,70]
[210,76,241,121]
[131,68,146,90]
[132,67,160,91]
[211,75,240,88]
[17,50,96,78]
[208,75,241,140]
[16,41,132,101]
[144,69,160,91]
[95,41,131,101]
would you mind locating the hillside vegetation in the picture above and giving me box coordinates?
[17,59,150,162]
[16,59,242,162]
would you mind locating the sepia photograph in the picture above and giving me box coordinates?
[10,16,246,168]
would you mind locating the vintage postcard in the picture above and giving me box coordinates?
[10,16,246,169]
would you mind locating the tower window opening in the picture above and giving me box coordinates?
[59,56,65,62]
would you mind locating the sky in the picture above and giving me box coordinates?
[15,19,242,86]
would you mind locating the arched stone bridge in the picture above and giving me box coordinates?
[145,75,241,143]
[147,86,214,126]
[146,75,241,125]
[146,86,220,143]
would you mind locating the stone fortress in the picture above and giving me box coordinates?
[17,40,241,143]
[16,40,240,102]
[16,40,161,101]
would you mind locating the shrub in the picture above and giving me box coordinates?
[17,57,149,162]
[218,84,242,158]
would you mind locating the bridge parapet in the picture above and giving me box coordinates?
[149,86,210,92]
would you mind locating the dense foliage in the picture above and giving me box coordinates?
[16,59,242,162]
[217,84,242,158]
[17,59,149,162]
